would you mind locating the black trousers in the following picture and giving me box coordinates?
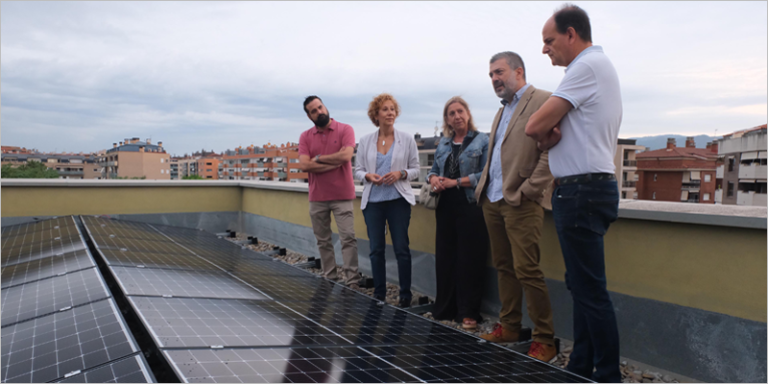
[433,196,489,322]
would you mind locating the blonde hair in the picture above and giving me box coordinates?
[442,96,477,137]
[367,93,401,127]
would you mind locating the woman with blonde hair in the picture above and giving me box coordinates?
[426,96,489,328]
[354,93,420,307]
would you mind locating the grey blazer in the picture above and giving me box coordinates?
[354,129,420,210]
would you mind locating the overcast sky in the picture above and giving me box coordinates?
[2,1,766,156]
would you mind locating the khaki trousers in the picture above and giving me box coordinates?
[481,196,555,345]
[309,200,360,286]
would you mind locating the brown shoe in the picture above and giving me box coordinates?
[527,341,557,363]
[480,323,520,343]
[462,318,477,330]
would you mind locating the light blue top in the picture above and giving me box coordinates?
[368,143,402,203]
[487,83,531,203]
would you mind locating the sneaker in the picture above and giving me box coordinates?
[527,341,557,363]
[480,323,521,343]
[462,318,477,330]
[398,298,411,308]
[373,295,386,302]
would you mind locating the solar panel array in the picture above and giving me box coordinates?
[81,215,589,383]
[1,217,154,383]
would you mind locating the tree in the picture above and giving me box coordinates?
[1,162,59,179]
[182,174,204,180]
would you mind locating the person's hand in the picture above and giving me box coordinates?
[537,125,561,151]
[438,176,458,189]
[381,171,402,185]
[366,173,383,185]
[429,175,445,193]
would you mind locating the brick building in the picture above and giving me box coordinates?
[219,143,308,182]
[636,137,718,203]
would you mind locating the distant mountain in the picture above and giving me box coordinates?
[626,134,721,151]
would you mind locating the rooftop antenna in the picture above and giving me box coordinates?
[434,121,439,136]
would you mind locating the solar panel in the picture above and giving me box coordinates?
[1,267,111,327]
[81,216,168,242]
[97,249,221,271]
[1,217,77,238]
[129,297,348,348]
[163,347,421,383]
[163,343,589,384]
[55,355,154,383]
[75,217,588,384]
[91,236,192,255]
[1,299,140,383]
[1,249,95,289]
[282,299,480,346]
[1,232,87,268]
[108,266,269,300]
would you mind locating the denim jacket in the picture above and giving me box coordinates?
[426,130,489,204]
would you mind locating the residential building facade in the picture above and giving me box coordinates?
[98,137,170,179]
[614,139,645,199]
[219,143,308,182]
[715,124,767,206]
[636,137,718,204]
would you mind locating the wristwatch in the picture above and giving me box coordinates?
[400,170,406,179]
[314,155,321,163]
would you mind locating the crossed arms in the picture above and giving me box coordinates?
[525,96,573,150]
[298,146,354,173]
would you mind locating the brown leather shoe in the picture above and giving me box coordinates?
[479,323,520,343]
[527,341,557,363]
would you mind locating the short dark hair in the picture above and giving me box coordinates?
[553,4,592,43]
[303,95,322,113]
[489,51,526,81]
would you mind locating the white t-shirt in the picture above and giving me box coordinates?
[549,45,622,178]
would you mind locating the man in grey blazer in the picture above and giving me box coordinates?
[475,52,557,363]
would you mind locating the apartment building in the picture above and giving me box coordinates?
[1,152,102,179]
[197,157,221,179]
[636,137,718,203]
[715,124,767,206]
[219,143,308,183]
[614,139,645,199]
[98,137,170,179]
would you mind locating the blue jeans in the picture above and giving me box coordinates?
[552,180,620,383]
[362,198,412,301]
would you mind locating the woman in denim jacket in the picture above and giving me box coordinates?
[426,96,490,329]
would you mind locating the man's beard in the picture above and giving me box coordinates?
[314,113,330,128]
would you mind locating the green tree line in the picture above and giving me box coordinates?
[1,162,59,178]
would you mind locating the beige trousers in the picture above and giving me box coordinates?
[482,196,555,345]
[309,200,360,286]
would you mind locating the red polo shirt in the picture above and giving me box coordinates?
[298,119,356,202]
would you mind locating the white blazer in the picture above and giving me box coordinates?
[354,129,420,210]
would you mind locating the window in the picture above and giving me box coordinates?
[428,154,435,166]
[704,174,711,182]
[703,193,710,201]
[652,192,656,200]
[653,174,657,182]
[728,157,734,172]
[160,158,164,163]
[727,182,734,197]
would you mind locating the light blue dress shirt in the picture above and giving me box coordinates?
[487,83,531,203]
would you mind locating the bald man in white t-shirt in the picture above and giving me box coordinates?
[525,4,622,383]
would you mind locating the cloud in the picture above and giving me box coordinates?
[1,1,766,155]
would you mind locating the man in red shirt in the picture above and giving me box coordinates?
[298,96,360,289]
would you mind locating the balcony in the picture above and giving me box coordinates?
[622,159,637,167]
[738,164,768,179]
[716,165,724,179]
[737,190,768,206]
[622,180,636,188]
[56,170,84,176]
[0,180,765,384]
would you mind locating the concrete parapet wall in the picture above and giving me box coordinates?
[2,179,766,382]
